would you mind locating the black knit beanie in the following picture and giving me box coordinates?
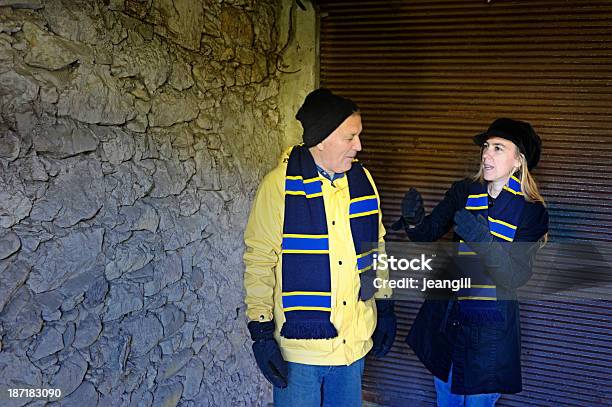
[296,88,359,148]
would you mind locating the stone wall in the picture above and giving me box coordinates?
[277,0,317,146]
[0,0,294,405]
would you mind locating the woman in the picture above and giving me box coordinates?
[393,118,549,406]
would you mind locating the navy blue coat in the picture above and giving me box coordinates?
[404,179,548,395]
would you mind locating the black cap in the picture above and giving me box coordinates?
[296,88,359,148]
[473,118,542,170]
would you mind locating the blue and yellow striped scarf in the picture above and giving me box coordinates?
[456,175,525,323]
[280,145,379,339]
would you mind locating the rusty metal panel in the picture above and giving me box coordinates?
[319,0,612,406]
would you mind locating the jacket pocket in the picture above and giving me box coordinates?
[354,299,376,342]
[468,322,503,350]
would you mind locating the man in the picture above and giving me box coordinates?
[243,88,396,406]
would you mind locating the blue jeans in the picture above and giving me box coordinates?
[434,368,501,407]
[273,358,365,407]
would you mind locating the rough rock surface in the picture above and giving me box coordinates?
[0,0,283,405]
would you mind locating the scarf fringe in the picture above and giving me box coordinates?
[280,320,338,339]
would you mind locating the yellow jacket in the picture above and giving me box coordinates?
[244,147,391,366]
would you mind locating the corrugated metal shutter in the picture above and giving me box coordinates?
[318,1,612,406]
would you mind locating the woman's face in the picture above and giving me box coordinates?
[481,137,521,183]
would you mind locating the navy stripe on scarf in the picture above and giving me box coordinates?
[456,175,525,324]
[280,145,379,339]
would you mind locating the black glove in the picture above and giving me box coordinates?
[371,300,396,357]
[247,320,288,388]
[453,209,493,246]
[391,188,425,231]
[358,268,377,301]
[454,209,520,271]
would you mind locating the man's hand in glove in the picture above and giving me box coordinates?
[248,320,288,388]
[371,300,397,357]
[391,188,425,231]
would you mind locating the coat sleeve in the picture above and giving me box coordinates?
[405,179,470,242]
[487,202,549,289]
[243,170,284,322]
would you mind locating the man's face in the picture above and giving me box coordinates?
[316,113,363,173]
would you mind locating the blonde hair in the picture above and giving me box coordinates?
[472,145,548,243]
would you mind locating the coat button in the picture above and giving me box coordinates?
[332,221,335,225]
[342,339,346,344]
[343,301,347,305]
[338,260,342,265]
